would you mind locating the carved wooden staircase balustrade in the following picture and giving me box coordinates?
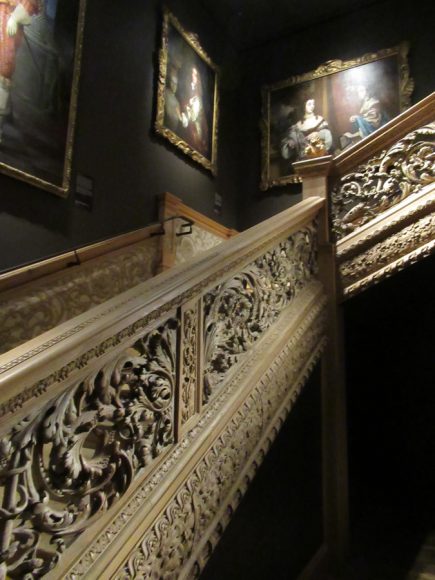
[295,91,435,300]
[1,92,432,579]
[0,192,237,355]
[0,197,327,579]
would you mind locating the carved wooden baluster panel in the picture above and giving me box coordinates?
[176,299,203,438]
[0,316,178,579]
[331,122,435,240]
[203,224,318,403]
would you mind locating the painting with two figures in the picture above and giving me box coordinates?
[260,43,413,190]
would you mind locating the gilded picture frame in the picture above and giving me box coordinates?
[155,9,219,175]
[260,42,414,190]
[0,0,86,197]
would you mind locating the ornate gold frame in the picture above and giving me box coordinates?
[260,42,414,191]
[0,0,86,198]
[155,9,219,175]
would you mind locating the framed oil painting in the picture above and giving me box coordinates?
[260,42,414,190]
[0,0,86,197]
[155,9,219,175]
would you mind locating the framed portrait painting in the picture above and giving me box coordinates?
[0,0,86,197]
[155,9,219,175]
[260,42,414,190]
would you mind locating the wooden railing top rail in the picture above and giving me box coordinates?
[0,196,324,418]
[0,193,237,295]
[332,91,435,176]
[159,192,238,238]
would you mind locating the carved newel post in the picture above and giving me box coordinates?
[294,155,350,574]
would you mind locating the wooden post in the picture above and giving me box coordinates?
[294,156,349,575]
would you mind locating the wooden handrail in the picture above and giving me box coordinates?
[159,192,238,239]
[0,195,327,580]
[0,196,323,402]
[0,222,162,294]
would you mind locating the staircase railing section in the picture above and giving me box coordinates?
[0,197,327,579]
[295,92,435,300]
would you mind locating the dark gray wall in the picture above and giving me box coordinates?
[236,0,435,230]
[1,0,434,270]
[0,0,241,272]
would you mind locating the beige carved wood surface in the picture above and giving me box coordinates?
[1,93,432,579]
[0,235,161,355]
[0,194,237,356]
[158,192,237,272]
[337,182,435,299]
[332,118,435,299]
[295,94,435,302]
[331,122,435,241]
[0,197,325,579]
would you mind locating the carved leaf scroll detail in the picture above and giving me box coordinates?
[331,123,435,240]
[181,306,199,427]
[116,299,327,580]
[0,318,177,579]
[203,225,317,402]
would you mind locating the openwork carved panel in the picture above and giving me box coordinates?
[116,296,327,580]
[331,123,435,240]
[203,225,317,402]
[0,317,177,579]
[340,212,435,298]
[178,301,202,434]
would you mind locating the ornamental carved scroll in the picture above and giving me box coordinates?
[179,304,200,430]
[0,318,177,579]
[203,225,317,402]
[331,123,435,240]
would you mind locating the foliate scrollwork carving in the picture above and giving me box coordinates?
[116,297,327,580]
[340,213,435,298]
[331,123,435,240]
[180,306,199,428]
[0,318,177,579]
[203,225,317,402]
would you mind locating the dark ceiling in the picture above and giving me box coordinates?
[200,0,384,51]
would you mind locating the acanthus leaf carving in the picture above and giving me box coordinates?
[0,317,178,578]
[116,299,327,580]
[180,305,199,427]
[331,123,435,240]
[203,225,318,402]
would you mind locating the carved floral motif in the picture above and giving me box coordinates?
[341,213,435,298]
[180,306,199,427]
[0,318,177,579]
[341,213,435,286]
[63,283,325,579]
[331,123,435,240]
[203,225,317,402]
[117,298,327,579]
